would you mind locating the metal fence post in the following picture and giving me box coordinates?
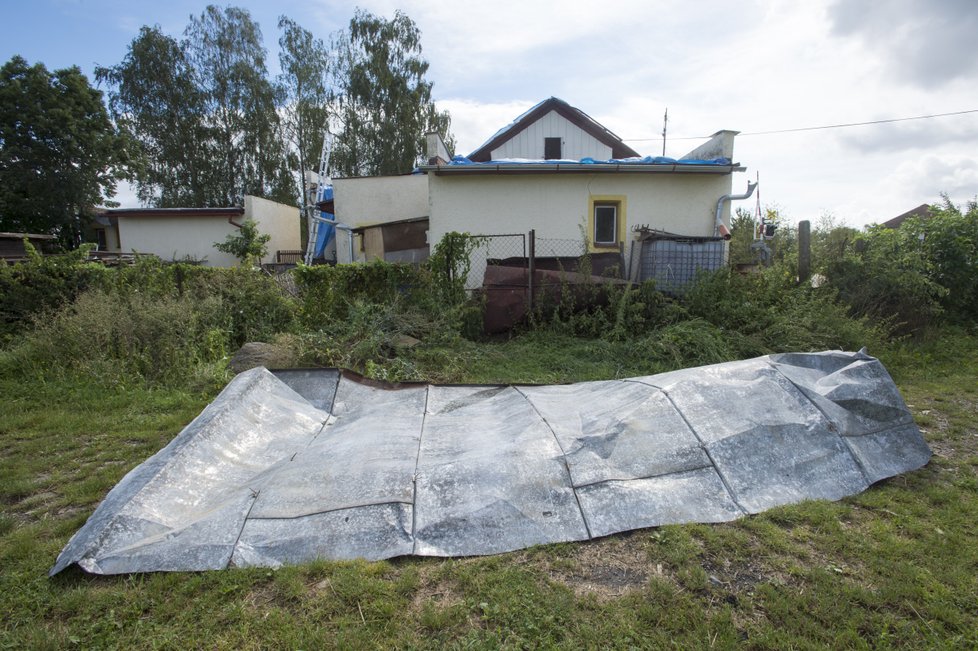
[527,229,536,315]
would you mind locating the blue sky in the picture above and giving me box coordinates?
[3,0,977,227]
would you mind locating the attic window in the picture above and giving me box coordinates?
[544,137,562,160]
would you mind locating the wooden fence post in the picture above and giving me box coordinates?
[798,220,811,284]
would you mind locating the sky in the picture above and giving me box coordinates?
[2,0,977,228]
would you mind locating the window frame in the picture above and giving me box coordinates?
[587,195,627,251]
[592,203,618,247]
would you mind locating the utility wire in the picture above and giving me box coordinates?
[623,108,978,142]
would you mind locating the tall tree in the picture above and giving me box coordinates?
[331,10,454,177]
[277,16,331,206]
[185,5,292,205]
[0,56,130,244]
[98,6,293,208]
[96,27,214,207]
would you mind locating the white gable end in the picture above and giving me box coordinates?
[490,110,613,161]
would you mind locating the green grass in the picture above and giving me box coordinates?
[1,331,976,649]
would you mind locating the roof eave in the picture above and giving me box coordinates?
[421,163,745,175]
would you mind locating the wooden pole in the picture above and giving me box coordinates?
[798,220,811,284]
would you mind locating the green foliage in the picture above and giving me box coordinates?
[823,224,945,335]
[912,197,978,321]
[727,207,758,267]
[1,289,228,387]
[684,265,888,353]
[97,7,293,207]
[214,219,271,266]
[0,55,132,243]
[1,255,296,386]
[330,9,454,176]
[0,244,108,342]
[427,231,487,306]
[277,16,331,207]
[292,258,475,379]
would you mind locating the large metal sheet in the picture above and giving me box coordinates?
[413,385,589,556]
[52,351,931,575]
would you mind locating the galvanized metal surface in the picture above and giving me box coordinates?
[51,351,931,575]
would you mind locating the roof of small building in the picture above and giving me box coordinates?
[105,207,245,218]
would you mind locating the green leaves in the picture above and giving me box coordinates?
[0,56,130,243]
[214,219,271,267]
[331,10,454,177]
[98,7,293,208]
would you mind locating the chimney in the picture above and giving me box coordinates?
[426,132,452,165]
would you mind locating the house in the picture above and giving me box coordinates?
[330,174,428,263]
[332,97,750,284]
[98,195,300,267]
[0,231,56,263]
[881,204,933,229]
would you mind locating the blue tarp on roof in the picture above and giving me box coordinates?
[446,155,733,166]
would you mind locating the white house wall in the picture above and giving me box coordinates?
[117,216,240,267]
[490,111,613,161]
[427,173,735,248]
[245,195,301,264]
[333,175,429,228]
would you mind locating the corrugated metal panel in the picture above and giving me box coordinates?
[640,239,726,293]
[491,111,613,161]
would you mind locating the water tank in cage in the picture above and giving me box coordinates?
[639,236,726,294]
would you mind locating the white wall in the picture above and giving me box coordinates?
[333,174,429,228]
[118,215,240,267]
[245,195,301,264]
[428,172,736,249]
[491,110,613,161]
[332,174,430,263]
[116,196,300,267]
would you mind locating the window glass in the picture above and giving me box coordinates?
[594,205,617,244]
[544,137,562,160]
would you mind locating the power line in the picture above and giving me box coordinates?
[622,108,978,142]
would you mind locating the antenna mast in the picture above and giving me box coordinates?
[661,108,668,156]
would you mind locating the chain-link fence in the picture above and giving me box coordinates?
[464,233,526,290]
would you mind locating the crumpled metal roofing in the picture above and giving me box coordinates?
[51,351,930,575]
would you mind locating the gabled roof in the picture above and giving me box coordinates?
[467,97,640,162]
[882,204,933,229]
[105,207,245,219]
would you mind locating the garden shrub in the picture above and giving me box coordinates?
[0,289,229,387]
[0,243,109,343]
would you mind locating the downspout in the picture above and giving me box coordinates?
[714,181,757,240]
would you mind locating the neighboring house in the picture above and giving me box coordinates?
[331,173,428,263]
[99,195,300,267]
[332,97,749,280]
[0,231,56,263]
[881,204,933,229]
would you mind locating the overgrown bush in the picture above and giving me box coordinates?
[0,243,109,343]
[683,265,888,353]
[0,290,229,387]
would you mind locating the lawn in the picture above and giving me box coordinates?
[1,333,976,649]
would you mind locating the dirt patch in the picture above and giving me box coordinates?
[544,533,656,600]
